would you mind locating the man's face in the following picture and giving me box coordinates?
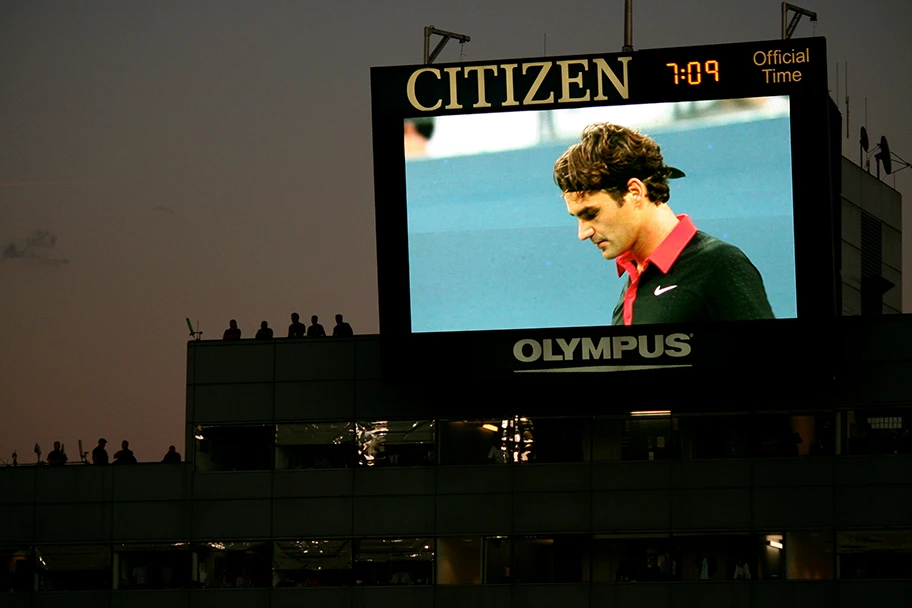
[564,189,640,261]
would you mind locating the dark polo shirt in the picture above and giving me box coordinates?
[612,215,774,325]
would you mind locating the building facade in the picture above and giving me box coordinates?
[840,156,902,315]
[3,319,912,607]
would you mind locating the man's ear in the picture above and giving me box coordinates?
[626,178,648,206]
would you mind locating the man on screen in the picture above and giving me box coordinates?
[554,122,774,326]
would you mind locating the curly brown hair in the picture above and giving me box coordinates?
[553,122,673,204]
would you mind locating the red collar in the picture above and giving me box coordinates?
[615,214,697,278]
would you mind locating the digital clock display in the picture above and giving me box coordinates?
[666,60,720,85]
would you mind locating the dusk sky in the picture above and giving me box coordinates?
[2,1,910,462]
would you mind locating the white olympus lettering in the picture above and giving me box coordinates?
[512,333,691,363]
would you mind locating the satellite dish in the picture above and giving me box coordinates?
[860,127,869,152]
[878,136,892,175]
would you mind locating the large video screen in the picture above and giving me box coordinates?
[404,97,795,332]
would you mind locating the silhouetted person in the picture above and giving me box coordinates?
[92,438,109,465]
[307,315,326,338]
[332,314,353,337]
[114,440,137,464]
[288,312,306,338]
[223,319,241,340]
[47,441,67,466]
[161,445,181,463]
[255,321,273,339]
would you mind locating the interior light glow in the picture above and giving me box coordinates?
[630,410,672,417]
[482,424,499,432]
[768,540,784,550]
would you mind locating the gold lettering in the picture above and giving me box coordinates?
[522,61,555,105]
[557,59,591,103]
[502,64,519,106]
[592,57,631,100]
[406,68,442,112]
[463,65,498,108]
[443,67,462,109]
[753,51,766,66]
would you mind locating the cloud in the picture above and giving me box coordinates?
[152,205,178,216]
[2,230,70,265]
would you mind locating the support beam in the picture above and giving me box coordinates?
[782,3,818,39]
[424,26,471,65]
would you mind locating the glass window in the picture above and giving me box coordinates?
[115,543,191,589]
[194,425,273,472]
[484,536,511,584]
[440,417,537,466]
[784,531,833,579]
[273,540,352,587]
[752,413,835,457]
[355,420,435,467]
[842,408,912,455]
[838,530,912,579]
[671,533,753,581]
[436,537,481,585]
[354,538,434,585]
[593,415,674,461]
[276,423,354,469]
[37,545,111,591]
[440,420,511,466]
[194,542,271,588]
[756,533,785,580]
[0,547,33,592]
[677,415,750,459]
[591,534,671,582]
[524,418,590,464]
[513,535,588,583]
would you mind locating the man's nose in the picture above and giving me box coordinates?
[578,221,594,241]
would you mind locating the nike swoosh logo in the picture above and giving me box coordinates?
[654,285,678,296]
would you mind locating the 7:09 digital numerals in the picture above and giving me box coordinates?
[666,60,719,85]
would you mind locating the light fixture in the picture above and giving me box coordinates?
[630,410,671,417]
[481,424,499,432]
[768,540,784,550]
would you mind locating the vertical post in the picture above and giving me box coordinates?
[781,2,787,39]
[623,0,634,51]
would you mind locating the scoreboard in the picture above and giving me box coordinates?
[370,38,836,377]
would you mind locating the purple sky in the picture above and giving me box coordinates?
[1,1,910,462]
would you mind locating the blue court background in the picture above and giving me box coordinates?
[405,116,795,332]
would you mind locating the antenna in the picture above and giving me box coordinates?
[622,0,634,51]
[860,126,869,169]
[423,26,471,65]
[782,3,818,39]
[845,63,849,146]
[186,318,202,340]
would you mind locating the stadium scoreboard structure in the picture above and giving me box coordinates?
[371,38,837,378]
